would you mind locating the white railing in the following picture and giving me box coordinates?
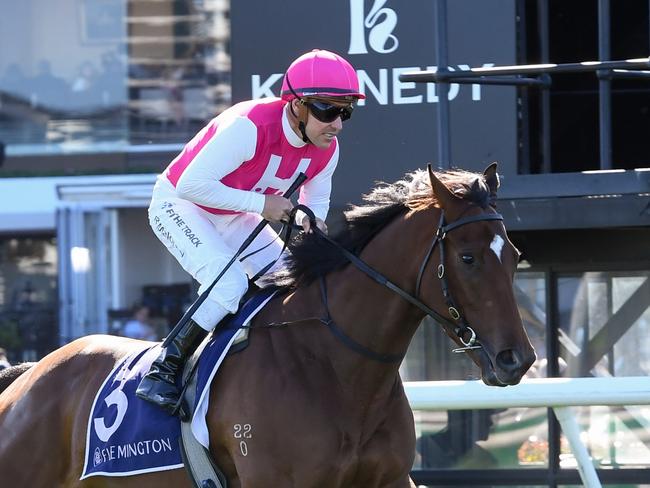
[404,376,650,488]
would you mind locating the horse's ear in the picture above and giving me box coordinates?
[483,162,500,197]
[428,164,460,209]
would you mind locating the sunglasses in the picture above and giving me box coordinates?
[304,100,354,123]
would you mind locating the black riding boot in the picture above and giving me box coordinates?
[136,319,208,420]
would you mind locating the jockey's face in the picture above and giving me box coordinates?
[304,104,344,149]
[290,98,351,149]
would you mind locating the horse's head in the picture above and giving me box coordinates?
[424,163,535,385]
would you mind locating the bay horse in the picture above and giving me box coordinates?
[0,164,535,487]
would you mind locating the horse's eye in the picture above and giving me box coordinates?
[461,254,475,265]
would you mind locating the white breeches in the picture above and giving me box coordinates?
[148,178,285,330]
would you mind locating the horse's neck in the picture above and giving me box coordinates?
[283,210,433,394]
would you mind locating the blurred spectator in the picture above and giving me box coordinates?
[95,51,126,107]
[0,348,10,370]
[0,63,28,100]
[71,61,99,108]
[165,66,187,128]
[122,304,158,341]
[31,60,69,110]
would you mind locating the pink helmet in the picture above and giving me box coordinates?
[281,49,365,101]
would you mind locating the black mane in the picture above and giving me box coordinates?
[267,168,490,289]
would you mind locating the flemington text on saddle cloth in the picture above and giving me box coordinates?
[81,288,278,479]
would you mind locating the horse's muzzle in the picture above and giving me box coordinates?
[475,347,536,386]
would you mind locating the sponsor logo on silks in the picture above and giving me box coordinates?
[182,227,202,248]
[251,155,311,197]
[153,216,185,257]
[163,207,202,248]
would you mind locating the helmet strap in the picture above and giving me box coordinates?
[298,122,310,144]
[285,74,314,144]
[296,101,312,144]
[287,93,312,144]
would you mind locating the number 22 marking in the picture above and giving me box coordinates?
[233,423,252,456]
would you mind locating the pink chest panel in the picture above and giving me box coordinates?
[165,98,336,214]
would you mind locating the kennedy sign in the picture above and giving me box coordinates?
[231,0,517,207]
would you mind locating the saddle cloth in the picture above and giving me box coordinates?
[81,287,278,479]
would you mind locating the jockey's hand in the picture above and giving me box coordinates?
[302,215,327,235]
[262,194,294,223]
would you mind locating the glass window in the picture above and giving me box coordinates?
[557,271,650,378]
[515,272,548,377]
[413,406,549,470]
[406,271,551,471]
[0,0,230,155]
[557,271,650,470]
[403,271,549,381]
[0,236,58,362]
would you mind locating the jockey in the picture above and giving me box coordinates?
[136,49,365,417]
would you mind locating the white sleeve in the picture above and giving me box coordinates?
[297,141,339,221]
[175,116,266,213]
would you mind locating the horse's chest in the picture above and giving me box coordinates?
[305,427,413,487]
[214,344,415,486]
[302,405,415,485]
[219,398,414,487]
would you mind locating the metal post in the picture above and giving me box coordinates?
[598,0,613,169]
[71,206,86,340]
[434,0,451,168]
[517,0,531,174]
[554,407,603,488]
[96,210,109,334]
[547,269,560,487]
[605,275,618,466]
[56,207,72,346]
[400,59,650,81]
[539,0,552,173]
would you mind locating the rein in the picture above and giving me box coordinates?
[289,205,504,363]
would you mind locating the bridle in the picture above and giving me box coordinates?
[289,205,504,363]
[414,211,504,353]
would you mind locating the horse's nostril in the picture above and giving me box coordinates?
[496,349,521,372]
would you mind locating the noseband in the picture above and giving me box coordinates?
[286,205,504,363]
[415,211,504,353]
